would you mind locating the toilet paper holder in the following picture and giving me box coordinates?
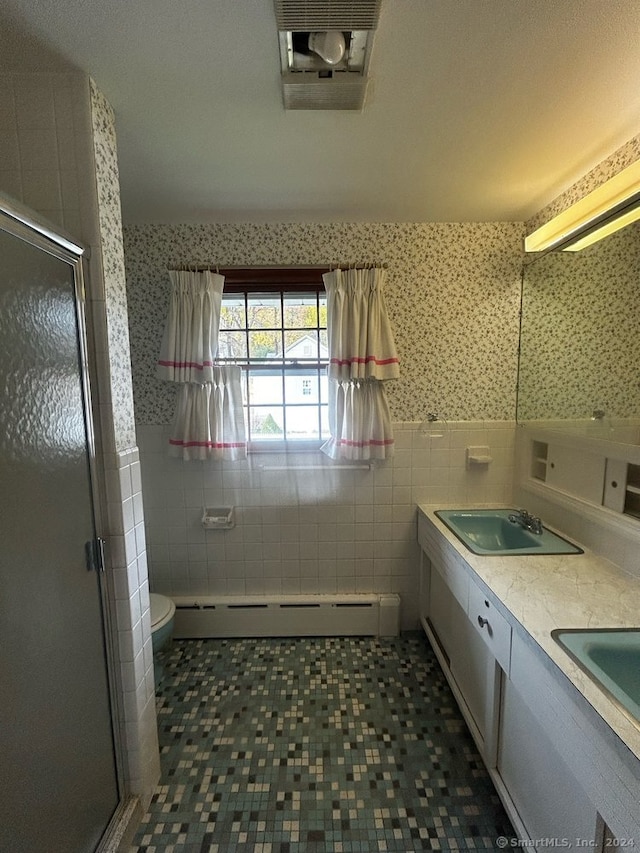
[202,506,235,529]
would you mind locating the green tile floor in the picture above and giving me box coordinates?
[132,634,514,852]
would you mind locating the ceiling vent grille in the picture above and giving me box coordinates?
[273,0,382,31]
[281,72,368,110]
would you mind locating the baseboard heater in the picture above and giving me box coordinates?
[172,593,401,638]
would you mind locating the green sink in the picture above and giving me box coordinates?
[435,509,583,556]
[552,629,640,725]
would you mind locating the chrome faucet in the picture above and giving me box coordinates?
[508,509,543,535]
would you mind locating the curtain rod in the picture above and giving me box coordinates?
[167,264,327,269]
[330,262,388,270]
[166,262,388,272]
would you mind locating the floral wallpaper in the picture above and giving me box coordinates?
[122,222,524,425]
[90,79,137,451]
[519,222,640,420]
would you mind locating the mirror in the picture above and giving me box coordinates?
[517,221,640,444]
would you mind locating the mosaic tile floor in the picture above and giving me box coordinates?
[132,634,515,852]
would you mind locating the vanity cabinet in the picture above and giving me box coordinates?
[420,535,598,846]
[418,520,507,764]
[417,508,640,851]
[503,631,640,847]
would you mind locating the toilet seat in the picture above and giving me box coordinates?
[150,593,175,632]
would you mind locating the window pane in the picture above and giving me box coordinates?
[320,406,330,438]
[251,406,285,439]
[217,330,247,359]
[284,406,321,440]
[318,372,329,403]
[284,330,320,359]
[249,330,280,358]
[285,370,319,403]
[249,371,283,405]
[319,295,327,327]
[247,294,281,328]
[220,297,246,328]
[283,292,319,328]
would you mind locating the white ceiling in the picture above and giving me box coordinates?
[3,0,640,224]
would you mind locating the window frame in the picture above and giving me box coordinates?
[218,268,329,452]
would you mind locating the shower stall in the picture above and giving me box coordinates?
[0,196,124,852]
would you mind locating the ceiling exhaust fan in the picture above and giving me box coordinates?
[273,0,383,110]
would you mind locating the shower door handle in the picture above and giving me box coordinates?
[85,537,106,573]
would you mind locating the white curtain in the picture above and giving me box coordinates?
[157,270,247,460]
[168,367,247,461]
[321,267,399,461]
[322,378,394,461]
[158,269,223,383]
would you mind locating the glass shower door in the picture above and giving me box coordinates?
[0,218,120,852]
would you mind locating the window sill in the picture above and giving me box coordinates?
[248,439,325,454]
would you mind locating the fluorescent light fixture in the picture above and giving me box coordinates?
[561,203,640,251]
[524,159,640,253]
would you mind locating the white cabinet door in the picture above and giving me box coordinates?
[546,444,606,504]
[498,677,599,848]
[428,564,492,747]
[428,565,457,661]
[449,610,493,746]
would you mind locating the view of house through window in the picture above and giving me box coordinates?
[218,281,329,447]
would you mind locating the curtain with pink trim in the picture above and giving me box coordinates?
[158,270,247,460]
[321,267,398,461]
[168,367,247,461]
[158,270,223,383]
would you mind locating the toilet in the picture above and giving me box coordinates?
[150,593,175,685]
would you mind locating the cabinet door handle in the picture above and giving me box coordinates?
[477,615,494,637]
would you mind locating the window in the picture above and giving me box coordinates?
[217,269,329,448]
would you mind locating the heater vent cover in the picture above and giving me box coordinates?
[281,72,368,110]
[274,0,382,31]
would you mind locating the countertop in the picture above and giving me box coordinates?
[417,504,640,763]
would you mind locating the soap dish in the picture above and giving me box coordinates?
[466,446,493,466]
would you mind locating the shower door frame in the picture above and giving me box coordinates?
[0,192,132,851]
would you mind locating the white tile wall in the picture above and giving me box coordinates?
[139,421,516,629]
[0,72,94,236]
[106,448,160,797]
